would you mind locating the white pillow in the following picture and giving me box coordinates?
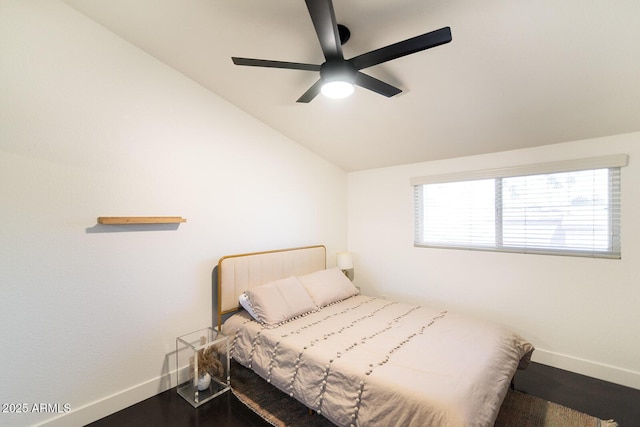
[244,276,317,327]
[239,293,259,321]
[297,267,359,308]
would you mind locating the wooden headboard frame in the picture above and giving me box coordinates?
[216,245,326,328]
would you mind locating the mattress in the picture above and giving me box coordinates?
[222,295,534,427]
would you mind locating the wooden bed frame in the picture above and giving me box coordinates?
[216,245,326,328]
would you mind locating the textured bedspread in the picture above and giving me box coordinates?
[222,295,534,427]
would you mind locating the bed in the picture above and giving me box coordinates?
[217,245,534,427]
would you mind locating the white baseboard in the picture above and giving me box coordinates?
[35,366,188,427]
[533,348,640,390]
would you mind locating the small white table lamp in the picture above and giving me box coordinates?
[336,252,354,277]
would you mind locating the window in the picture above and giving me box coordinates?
[412,155,627,258]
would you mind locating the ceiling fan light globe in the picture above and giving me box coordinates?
[321,81,354,99]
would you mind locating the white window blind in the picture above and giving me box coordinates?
[413,155,627,258]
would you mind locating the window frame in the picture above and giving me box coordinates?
[411,155,627,259]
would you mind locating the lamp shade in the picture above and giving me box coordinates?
[336,252,354,270]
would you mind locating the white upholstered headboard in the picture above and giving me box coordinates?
[216,245,326,327]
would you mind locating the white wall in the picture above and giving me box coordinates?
[348,134,640,389]
[0,1,346,426]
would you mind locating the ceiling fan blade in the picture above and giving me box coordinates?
[354,72,402,98]
[232,57,321,71]
[297,79,324,103]
[349,27,452,70]
[305,0,343,60]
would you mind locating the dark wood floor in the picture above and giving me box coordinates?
[88,362,640,426]
[513,362,640,426]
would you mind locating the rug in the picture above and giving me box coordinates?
[230,361,617,427]
[493,389,618,427]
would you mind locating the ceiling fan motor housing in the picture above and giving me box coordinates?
[320,60,357,83]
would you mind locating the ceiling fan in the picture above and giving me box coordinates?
[231,0,452,103]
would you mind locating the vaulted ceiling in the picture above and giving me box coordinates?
[63,0,640,171]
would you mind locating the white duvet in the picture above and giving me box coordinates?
[222,295,534,427]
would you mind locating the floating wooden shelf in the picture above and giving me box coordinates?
[97,216,187,225]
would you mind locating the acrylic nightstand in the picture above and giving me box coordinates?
[176,327,230,407]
